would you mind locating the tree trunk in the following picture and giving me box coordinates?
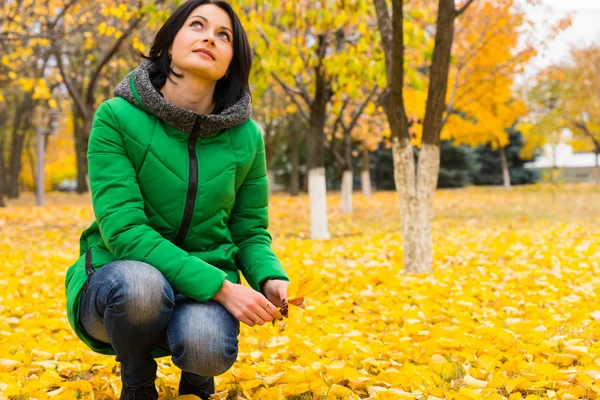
[7,96,34,198]
[25,135,37,192]
[0,136,6,207]
[264,124,279,196]
[289,117,300,197]
[499,146,511,190]
[595,151,600,185]
[361,148,372,198]
[340,127,353,214]
[341,170,353,214]
[381,0,457,273]
[307,37,331,239]
[0,108,7,207]
[267,170,276,197]
[73,107,91,194]
[402,0,455,273]
[8,131,26,198]
[309,168,330,239]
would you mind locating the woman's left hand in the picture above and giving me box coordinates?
[262,279,306,310]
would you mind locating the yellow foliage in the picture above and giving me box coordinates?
[442,0,535,148]
[2,187,600,399]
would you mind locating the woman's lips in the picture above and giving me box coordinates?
[193,48,215,60]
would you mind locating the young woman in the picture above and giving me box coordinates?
[64,1,304,399]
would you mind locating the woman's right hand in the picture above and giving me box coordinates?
[213,280,283,327]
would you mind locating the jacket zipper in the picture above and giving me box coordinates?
[174,121,200,247]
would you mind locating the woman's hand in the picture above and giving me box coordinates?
[213,280,283,327]
[262,279,306,310]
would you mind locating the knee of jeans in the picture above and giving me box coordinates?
[106,261,175,324]
[172,325,238,376]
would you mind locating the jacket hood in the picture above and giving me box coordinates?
[113,60,252,137]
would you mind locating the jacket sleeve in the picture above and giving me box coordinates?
[87,101,227,302]
[228,125,289,292]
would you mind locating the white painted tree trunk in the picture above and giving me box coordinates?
[341,170,353,214]
[392,138,440,273]
[267,170,275,197]
[595,152,599,185]
[361,170,372,198]
[308,167,331,239]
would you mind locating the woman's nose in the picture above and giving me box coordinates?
[203,36,215,45]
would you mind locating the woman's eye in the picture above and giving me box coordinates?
[217,32,230,40]
[191,21,202,27]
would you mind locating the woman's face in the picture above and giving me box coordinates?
[170,4,234,82]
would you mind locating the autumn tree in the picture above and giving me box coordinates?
[325,85,379,212]
[49,0,167,193]
[373,0,559,271]
[372,0,474,272]
[250,79,292,192]
[239,0,382,238]
[441,0,538,190]
[527,44,600,184]
[0,0,69,203]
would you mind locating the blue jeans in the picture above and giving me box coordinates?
[79,260,240,388]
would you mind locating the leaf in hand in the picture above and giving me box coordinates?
[288,275,322,302]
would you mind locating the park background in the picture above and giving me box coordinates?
[1,0,600,399]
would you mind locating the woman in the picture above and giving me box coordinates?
[64,1,304,399]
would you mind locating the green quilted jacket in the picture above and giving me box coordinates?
[64,60,289,357]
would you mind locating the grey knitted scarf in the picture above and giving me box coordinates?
[113,60,252,137]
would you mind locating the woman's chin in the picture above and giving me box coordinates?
[184,66,221,82]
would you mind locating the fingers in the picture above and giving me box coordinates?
[253,304,274,323]
[243,297,279,327]
[277,285,288,305]
[241,301,285,327]
[262,300,284,319]
[239,307,268,327]
[240,316,256,327]
[219,283,291,327]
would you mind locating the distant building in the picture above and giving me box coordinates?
[525,143,599,183]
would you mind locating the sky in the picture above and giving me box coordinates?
[524,0,600,74]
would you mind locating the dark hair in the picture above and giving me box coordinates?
[140,0,252,113]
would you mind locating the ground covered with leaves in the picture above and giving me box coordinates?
[1,185,600,399]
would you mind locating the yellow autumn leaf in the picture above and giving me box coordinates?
[288,275,322,301]
[463,374,488,388]
[327,384,353,397]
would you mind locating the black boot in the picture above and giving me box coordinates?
[120,382,158,400]
[178,372,215,400]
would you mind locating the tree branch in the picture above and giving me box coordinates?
[48,0,79,29]
[571,119,600,153]
[52,41,89,120]
[271,71,312,110]
[455,0,476,17]
[293,75,312,107]
[332,97,351,137]
[373,0,392,78]
[85,15,145,106]
[345,85,379,133]
[322,137,346,166]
